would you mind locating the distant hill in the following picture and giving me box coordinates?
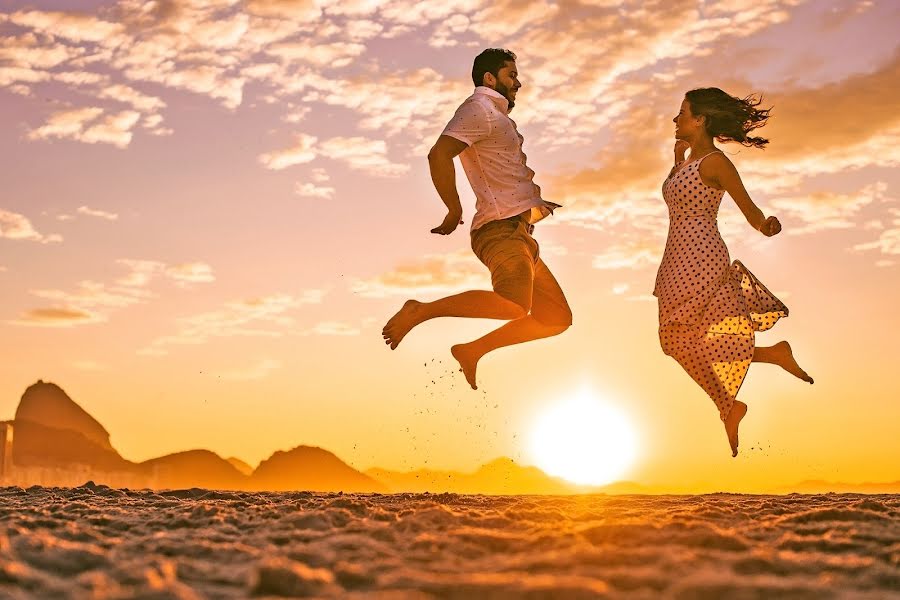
[367,457,644,495]
[141,450,249,490]
[252,445,388,492]
[1,380,388,493]
[16,381,114,451]
[227,457,254,476]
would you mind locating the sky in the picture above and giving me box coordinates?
[1,0,898,493]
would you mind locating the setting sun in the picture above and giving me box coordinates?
[529,390,639,486]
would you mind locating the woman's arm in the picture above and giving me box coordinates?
[667,140,690,179]
[702,153,781,236]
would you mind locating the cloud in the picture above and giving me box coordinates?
[96,83,166,112]
[855,208,900,257]
[10,258,215,328]
[140,290,325,356]
[353,249,488,297]
[295,182,335,199]
[244,0,321,21]
[29,281,149,311]
[266,41,365,68]
[261,135,408,176]
[27,107,104,143]
[10,307,103,328]
[165,262,216,284]
[770,182,890,235]
[25,106,142,148]
[307,68,470,140]
[259,134,317,170]
[319,137,409,176]
[0,209,62,243]
[0,34,84,69]
[115,259,216,287]
[0,65,51,87]
[735,51,900,190]
[7,10,125,44]
[77,206,119,221]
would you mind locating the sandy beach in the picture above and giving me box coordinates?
[0,484,897,599]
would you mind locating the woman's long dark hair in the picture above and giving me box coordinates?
[685,88,772,149]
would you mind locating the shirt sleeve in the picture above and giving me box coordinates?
[441,99,492,146]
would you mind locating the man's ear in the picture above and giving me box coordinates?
[482,72,496,87]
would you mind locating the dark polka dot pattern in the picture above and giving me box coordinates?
[653,152,788,421]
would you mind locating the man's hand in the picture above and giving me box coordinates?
[759,215,782,237]
[674,140,690,164]
[431,211,463,235]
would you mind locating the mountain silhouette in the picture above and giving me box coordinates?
[252,445,388,492]
[16,380,114,451]
[226,456,254,476]
[1,381,385,493]
[141,450,249,490]
[368,457,591,495]
[9,381,130,471]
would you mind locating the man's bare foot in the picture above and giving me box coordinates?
[382,300,425,350]
[770,341,814,384]
[724,400,748,457]
[451,343,480,390]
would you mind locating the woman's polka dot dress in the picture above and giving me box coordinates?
[653,151,788,422]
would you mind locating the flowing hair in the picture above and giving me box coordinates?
[685,88,772,149]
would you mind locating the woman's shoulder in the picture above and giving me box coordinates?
[696,150,736,191]
[698,150,736,175]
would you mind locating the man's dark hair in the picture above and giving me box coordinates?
[472,48,517,87]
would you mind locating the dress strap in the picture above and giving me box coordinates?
[695,150,723,164]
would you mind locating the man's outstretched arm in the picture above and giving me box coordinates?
[427,135,469,235]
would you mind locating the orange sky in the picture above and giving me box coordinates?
[1,0,898,492]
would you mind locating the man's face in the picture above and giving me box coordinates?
[491,61,521,109]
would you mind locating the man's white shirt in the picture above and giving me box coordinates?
[441,86,559,232]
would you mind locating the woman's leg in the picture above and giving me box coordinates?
[753,341,814,384]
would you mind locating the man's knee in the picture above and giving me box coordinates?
[504,296,530,320]
[493,280,532,319]
[533,305,573,329]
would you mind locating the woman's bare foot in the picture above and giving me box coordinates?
[382,300,425,350]
[724,400,748,457]
[451,343,481,390]
[769,341,814,384]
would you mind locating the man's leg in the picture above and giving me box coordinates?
[383,217,533,350]
[451,259,572,389]
[382,291,526,350]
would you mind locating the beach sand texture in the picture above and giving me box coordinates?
[0,485,897,599]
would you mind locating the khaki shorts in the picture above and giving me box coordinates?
[471,214,572,326]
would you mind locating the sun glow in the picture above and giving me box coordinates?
[529,390,639,486]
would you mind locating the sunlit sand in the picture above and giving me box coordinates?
[1,485,896,598]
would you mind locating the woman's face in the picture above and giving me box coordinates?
[673,99,702,140]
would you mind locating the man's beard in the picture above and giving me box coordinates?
[494,80,515,112]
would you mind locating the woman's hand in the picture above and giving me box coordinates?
[759,215,782,237]
[674,140,690,164]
